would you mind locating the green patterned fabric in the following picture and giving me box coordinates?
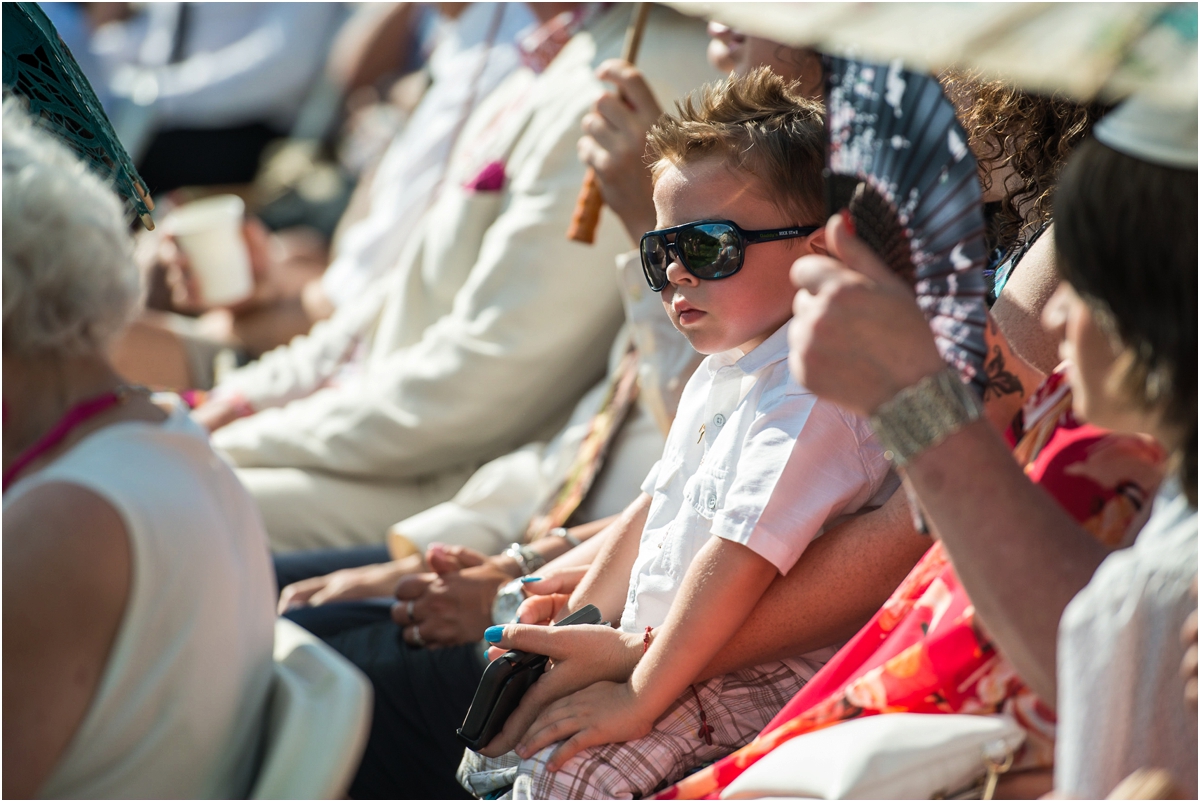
[3,2,154,228]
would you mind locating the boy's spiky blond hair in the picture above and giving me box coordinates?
[647,67,826,226]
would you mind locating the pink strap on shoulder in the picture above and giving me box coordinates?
[2,392,123,493]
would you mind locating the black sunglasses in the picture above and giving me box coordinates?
[640,220,820,292]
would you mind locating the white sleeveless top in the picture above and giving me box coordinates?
[4,397,276,799]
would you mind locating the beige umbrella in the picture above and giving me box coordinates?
[669,2,1197,106]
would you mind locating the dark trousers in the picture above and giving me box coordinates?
[274,546,486,798]
[326,624,486,799]
[273,544,391,590]
[137,122,282,194]
[274,544,392,639]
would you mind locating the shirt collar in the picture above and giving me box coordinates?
[517,3,609,74]
[732,320,792,374]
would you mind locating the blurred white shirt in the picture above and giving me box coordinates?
[393,252,702,555]
[320,2,535,309]
[96,3,343,135]
[1056,478,1198,799]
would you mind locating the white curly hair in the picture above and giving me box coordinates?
[3,99,141,357]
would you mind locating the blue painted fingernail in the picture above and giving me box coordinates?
[521,576,542,583]
[484,625,505,643]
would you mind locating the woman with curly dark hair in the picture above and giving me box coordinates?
[940,72,1109,375]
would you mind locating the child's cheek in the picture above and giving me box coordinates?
[664,304,684,334]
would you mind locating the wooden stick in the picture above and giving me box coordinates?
[134,180,155,212]
[1106,768,1176,800]
[567,3,651,244]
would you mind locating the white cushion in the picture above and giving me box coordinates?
[721,713,1025,799]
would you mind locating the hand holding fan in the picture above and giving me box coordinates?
[566,3,651,244]
[823,55,990,396]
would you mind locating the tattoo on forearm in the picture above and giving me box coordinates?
[983,345,1024,402]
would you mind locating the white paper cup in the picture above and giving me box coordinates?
[163,195,254,306]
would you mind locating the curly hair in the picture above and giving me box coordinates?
[3,99,140,357]
[646,67,826,226]
[939,71,1109,255]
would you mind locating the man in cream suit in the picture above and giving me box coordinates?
[194,4,718,551]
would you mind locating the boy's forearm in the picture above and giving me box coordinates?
[630,537,777,715]
[570,494,652,622]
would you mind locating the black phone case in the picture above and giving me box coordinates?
[456,604,603,751]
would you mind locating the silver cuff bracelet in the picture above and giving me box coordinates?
[870,367,984,467]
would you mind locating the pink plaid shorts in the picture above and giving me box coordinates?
[458,660,807,799]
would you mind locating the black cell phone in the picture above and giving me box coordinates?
[456,604,604,751]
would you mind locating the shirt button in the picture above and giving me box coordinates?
[706,494,718,510]
[713,413,726,427]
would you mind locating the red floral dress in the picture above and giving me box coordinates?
[656,370,1166,800]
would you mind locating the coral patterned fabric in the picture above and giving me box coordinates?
[656,369,1165,800]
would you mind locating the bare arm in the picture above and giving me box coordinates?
[789,214,1105,705]
[569,493,651,623]
[516,538,777,767]
[3,484,131,797]
[378,516,619,646]
[904,420,1105,704]
[282,511,619,616]
[701,487,930,678]
[476,495,651,756]
[634,539,776,710]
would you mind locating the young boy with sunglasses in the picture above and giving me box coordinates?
[470,69,896,798]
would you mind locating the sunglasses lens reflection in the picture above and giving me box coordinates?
[641,236,669,290]
[679,224,740,279]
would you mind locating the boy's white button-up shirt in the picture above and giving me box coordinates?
[620,323,895,676]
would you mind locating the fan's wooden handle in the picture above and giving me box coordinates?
[567,168,605,244]
[566,3,649,245]
[1106,768,1176,800]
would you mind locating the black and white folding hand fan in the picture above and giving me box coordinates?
[823,55,989,396]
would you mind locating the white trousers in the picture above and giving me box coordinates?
[236,463,475,552]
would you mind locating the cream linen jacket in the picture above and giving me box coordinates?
[211,6,718,481]
[393,252,705,556]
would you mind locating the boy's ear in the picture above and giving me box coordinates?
[806,227,829,256]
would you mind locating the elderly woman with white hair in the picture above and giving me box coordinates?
[2,103,276,798]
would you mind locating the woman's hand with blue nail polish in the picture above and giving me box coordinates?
[478,624,643,758]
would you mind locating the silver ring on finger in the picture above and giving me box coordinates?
[410,624,425,648]
[406,599,416,624]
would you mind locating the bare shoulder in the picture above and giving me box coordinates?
[1004,225,1059,304]
[4,480,132,662]
[3,482,131,796]
[5,481,132,591]
[991,224,1061,375]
